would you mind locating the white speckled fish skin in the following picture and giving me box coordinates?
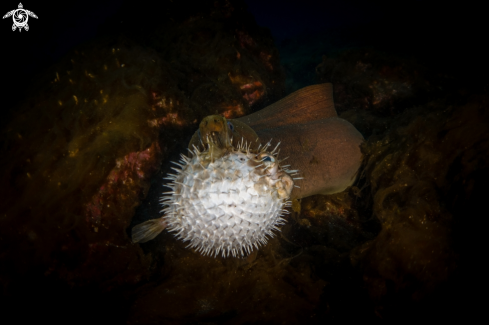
[161,142,296,258]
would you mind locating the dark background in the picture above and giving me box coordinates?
[2,0,487,117]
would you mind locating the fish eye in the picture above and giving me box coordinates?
[197,129,201,139]
[261,156,272,162]
[227,121,234,132]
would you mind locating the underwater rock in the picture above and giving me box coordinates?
[296,191,379,253]
[0,40,199,290]
[316,49,436,116]
[129,234,325,324]
[104,0,285,116]
[348,94,489,315]
[0,44,155,287]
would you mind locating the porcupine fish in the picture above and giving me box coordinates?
[132,83,364,257]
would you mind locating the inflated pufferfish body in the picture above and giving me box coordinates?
[132,117,297,258]
[133,83,364,257]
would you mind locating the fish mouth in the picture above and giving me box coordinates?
[203,131,231,150]
[209,131,225,148]
[198,115,232,150]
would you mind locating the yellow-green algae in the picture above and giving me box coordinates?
[0,40,192,284]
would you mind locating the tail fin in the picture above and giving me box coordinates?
[132,217,168,243]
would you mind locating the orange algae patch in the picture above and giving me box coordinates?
[228,73,265,106]
[221,103,245,119]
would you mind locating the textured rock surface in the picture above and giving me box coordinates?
[128,233,326,325]
[348,96,489,314]
[0,43,174,289]
[316,48,437,116]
